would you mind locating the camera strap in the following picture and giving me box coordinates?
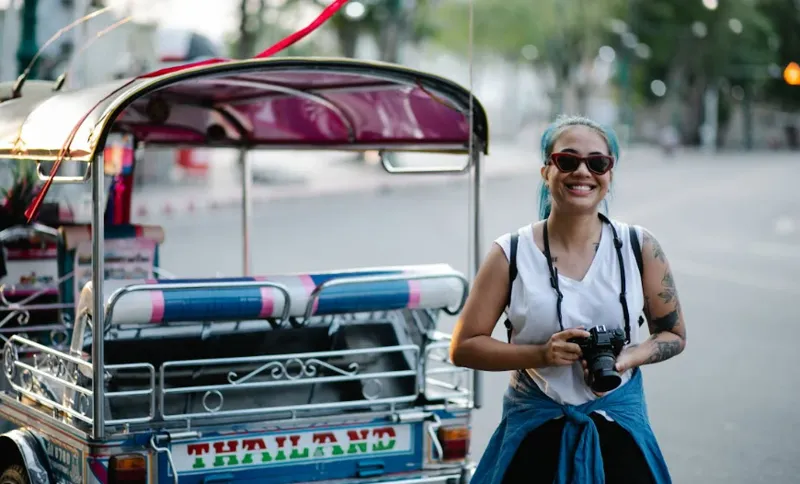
[504,231,519,343]
[628,225,646,328]
[543,213,633,344]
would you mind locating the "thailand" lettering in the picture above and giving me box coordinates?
[186,426,400,470]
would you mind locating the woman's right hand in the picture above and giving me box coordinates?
[540,328,591,366]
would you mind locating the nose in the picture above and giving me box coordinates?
[572,160,592,176]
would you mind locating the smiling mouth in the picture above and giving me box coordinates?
[566,184,595,192]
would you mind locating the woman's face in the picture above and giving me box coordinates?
[540,125,613,217]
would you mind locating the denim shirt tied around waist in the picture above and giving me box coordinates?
[470,368,672,484]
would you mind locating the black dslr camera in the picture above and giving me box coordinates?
[568,325,626,393]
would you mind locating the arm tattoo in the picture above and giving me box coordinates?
[645,340,682,364]
[643,230,666,262]
[651,309,680,334]
[658,270,677,304]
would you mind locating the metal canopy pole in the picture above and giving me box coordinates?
[470,144,484,410]
[90,154,106,439]
[240,148,253,276]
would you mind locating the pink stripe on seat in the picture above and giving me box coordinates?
[254,276,275,318]
[300,275,318,316]
[408,280,421,309]
[146,279,164,323]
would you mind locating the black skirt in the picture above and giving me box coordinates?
[502,413,655,484]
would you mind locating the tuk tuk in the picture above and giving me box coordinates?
[0,57,489,483]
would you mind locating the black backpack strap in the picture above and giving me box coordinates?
[504,232,519,343]
[628,225,646,327]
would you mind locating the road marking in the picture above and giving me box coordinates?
[672,258,800,296]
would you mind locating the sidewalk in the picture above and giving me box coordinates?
[71,142,668,221]
[125,144,549,220]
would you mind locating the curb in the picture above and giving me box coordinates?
[131,164,533,220]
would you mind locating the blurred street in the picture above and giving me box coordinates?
[144,149,800,484]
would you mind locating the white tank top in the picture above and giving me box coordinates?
[495,220,644,407]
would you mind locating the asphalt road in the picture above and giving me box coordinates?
[149,151,800,483]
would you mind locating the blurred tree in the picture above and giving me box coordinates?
[432,0,625,117]
[760,0,800,108]
[233,0,437,61]
[620,0,778,145]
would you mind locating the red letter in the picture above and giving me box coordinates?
[242,439,266,451]
[213,440,238,453]
[187,443,210,456]
[372,427,396,439]
[313,432,337,444]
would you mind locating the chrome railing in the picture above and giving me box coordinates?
[0,272,472,434]
[2,335,157,428]
[156,344,420,422]
[422,333,472,403]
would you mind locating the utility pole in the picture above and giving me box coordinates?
[17,0,38,77]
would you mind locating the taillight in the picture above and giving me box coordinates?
[438,426,470,461]
[109,453,147,483]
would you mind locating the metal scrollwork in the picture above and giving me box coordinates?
[3,343,18,379]
[20,369,33,391]
[78,394,91,416]
[362,379,384,400]
[202,390,224,413]
[35,353,67,379]
[49,329,68,348]
[227,358,360,385]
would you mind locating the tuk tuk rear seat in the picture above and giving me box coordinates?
[77,265,467,422]
[57,224,165,312]
[77,263,467,326]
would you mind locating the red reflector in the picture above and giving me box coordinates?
[109,454,146,483]
[442,438,469,460]
[438,426,470,461]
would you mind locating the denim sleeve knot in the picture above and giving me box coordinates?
[470,369,672,484]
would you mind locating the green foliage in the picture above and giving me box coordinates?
[433,0,623,67]
[624,0,778,104]
[760,0,800,108]
[0,160,41,222]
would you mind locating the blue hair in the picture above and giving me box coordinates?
[538,114,621,220]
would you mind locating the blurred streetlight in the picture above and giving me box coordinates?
[635,43,651,60]
[650,80,667,97]
[784,62,800,86]
[702,0,718,10]
[598,45,616,63]
[344,1,367,20]
[691,21,708,38]
[521,44,539,62]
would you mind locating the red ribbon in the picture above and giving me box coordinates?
[254,0,351,58]
[25,0,350,222]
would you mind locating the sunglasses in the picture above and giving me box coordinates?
[548,152,614,175]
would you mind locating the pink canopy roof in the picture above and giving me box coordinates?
[0,58,489,163]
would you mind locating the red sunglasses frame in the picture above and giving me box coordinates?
[548,152,615,175]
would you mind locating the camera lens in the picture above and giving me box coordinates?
[589,354,622,393]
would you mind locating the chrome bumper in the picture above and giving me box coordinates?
[312,466,474,484]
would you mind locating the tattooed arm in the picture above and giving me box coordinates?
[617,228,686,371]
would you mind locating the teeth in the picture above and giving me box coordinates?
[568,185,592,191]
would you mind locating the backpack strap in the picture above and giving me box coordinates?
[628,225,646,327]
[504,232,519,343]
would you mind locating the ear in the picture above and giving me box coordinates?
[540,165,548,184]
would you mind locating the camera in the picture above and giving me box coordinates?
[568,325,626,393]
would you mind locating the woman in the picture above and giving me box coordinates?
[450,115,685,484]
